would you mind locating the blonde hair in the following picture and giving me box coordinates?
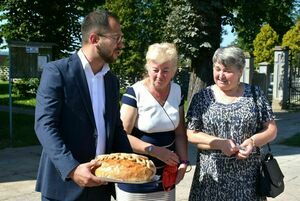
[145,43,178,72]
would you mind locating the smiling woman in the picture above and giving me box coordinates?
[186,46,277,201]
[116,42,188,201]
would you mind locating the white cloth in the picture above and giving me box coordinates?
[124,81,181,133]
[116,185,175,201]
[77,49,109,155]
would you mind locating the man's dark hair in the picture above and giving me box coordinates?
[81,9,120,43]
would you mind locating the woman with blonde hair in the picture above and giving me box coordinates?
[116,42,188,201]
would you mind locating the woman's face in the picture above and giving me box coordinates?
[213,62,243,91]
[147,60,175,90]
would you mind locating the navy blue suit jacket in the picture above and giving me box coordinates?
[34,53,132,201]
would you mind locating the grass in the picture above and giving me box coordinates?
[0,80,38,149]
[280,132,300,147]
[0,111,39,149]
[0,80,36,107]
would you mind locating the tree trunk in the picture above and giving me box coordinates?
[186,1,223,108]
[187,57,214,106]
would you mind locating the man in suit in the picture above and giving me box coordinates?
[34,10,132,201]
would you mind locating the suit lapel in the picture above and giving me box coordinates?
[70,54,96,128]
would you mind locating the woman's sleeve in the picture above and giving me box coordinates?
[186,92,203,131]
[256,86,275,123]
[121,87,137,108]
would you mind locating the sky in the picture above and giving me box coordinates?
[220,24,237,47]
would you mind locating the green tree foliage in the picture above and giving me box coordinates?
[164,0,223,101]
[291,0,300,21]
[103,0,169,86]
[282,20,300,53]
[0,0,296,101]
[0,0,102,58]
[162,0,295,102]
[253,24,279,65]
[282,20,300,69]
[164,0,222,60]
[227,0,294,51]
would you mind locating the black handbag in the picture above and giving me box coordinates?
[257,144,285,198]
[251,85,285,198]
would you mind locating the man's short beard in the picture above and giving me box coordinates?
[96,44,115,63]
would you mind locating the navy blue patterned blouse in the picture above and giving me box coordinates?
[186,83,274,201]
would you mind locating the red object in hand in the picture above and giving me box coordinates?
[162,165,178,191]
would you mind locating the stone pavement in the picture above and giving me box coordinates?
[0,111,300,201]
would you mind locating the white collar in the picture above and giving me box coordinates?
[77,49,110,77]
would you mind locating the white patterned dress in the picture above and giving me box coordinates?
[186,83,274,201]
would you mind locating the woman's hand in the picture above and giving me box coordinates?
[235,138,254,159]
[219,139,239,156]
[153,146,179,166]
[175,163,188,184]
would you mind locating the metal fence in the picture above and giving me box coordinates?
[288,51,300,109]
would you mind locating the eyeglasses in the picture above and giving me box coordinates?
[98,33,124,44]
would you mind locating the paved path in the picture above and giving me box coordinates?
[0,110,300,200]
[0,105,35,115]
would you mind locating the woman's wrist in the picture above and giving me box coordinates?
[249,136,255,147]
[145,145,155,156]
[179,160,192,172]
[180,160,190,165]
[211,138,226,150]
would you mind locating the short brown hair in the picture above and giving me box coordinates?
[81,9,120,44]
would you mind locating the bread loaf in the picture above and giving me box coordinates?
[94,153,156,183]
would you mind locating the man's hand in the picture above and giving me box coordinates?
[68,160,108,187]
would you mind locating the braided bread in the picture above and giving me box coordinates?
[94,153,156,183]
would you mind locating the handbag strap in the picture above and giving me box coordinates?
[251,85,272,153]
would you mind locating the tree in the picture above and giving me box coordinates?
[282,20,300,53]
[163,0,295,103]
[0,0,103,58]
[253,24,279,66]
[282,19,300,69]
[2,0,294,102]
[164,0,223,102]
[229,0,294,52]
[103,0,169,86]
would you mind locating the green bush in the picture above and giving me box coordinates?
[0,65,9,81]
[12,78,40,98]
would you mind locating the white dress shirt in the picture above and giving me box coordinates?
[77,49,109,155]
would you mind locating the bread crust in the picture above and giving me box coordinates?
[94,153,156,183]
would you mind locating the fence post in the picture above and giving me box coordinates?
[241,52,253,84]
[258,62,271,96]
[272,46,289,110]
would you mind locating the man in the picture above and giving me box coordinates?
[34,10,132,201]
